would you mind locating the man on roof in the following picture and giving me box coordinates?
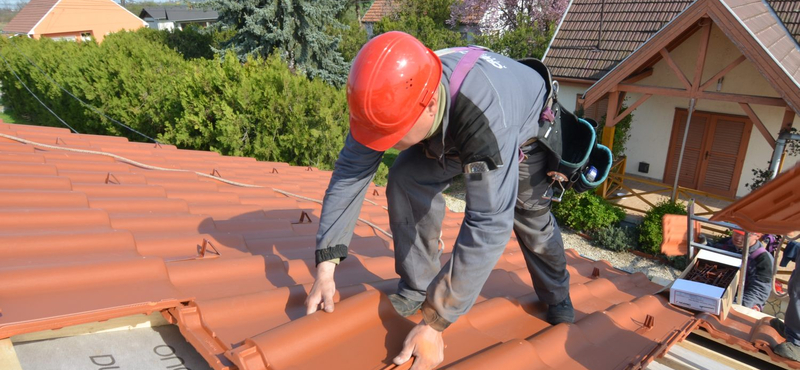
[305,31,573,370]
[711,229,774,311]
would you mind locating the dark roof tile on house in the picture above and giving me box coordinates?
[361,0,481,25]
[0,122,795,369]
[544,0,694,80]
[2,0,58,34]
[140,6,218,22]
[767,0,800,43]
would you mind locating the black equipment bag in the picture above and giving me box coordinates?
[517,58,613,201]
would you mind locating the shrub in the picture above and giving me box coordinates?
[0,30,350,171]
[637,200,687,255]
[551,190,625,232]
[593,225,635,252]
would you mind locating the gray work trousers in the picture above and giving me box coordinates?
[786,264,800,345]
[386,144,570,323]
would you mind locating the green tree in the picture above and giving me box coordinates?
[373,0,463,51]
[205,0,349,86]
[473,14,553,59]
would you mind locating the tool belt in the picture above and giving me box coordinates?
[517,58,613,201]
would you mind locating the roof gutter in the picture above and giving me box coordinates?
[542,0,573,62]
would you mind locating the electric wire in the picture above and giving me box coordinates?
[7,37,161,144]
[0,49,79,134]
[0,131,393,239]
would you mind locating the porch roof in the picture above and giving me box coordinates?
[711,163,800,235]
[581,0,800,116]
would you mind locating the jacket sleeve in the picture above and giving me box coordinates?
[742,252,774,309]
[315,133,383,265]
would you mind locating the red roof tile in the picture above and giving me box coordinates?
[0,122,795,369]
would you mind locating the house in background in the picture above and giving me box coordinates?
[139,6,218,32]
[361,0,482,39]
[544,0,800,201]
[2,0,146,42]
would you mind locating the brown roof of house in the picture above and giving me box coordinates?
[767,0,800,43]
[543,0,694,80]
[361,0,481,25]
[2,0,58,34]
[581,0,800,115]
[0,122,795,369]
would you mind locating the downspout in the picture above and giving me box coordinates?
[671,98,697,202]
[768,132,800,179]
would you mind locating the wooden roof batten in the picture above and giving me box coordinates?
[582,0,800,125]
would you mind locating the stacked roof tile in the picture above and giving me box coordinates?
[0,122,796,369]
[545,0,695,80]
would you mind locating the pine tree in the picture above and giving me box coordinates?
[206,0,349,86]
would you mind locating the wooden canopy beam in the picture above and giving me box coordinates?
[622,68,654,84]
[660,48,692,90]
[692,21,712,92]
[616,84,787,106]
[739,103,776,149]
[611,94,652,126]
[699,55,746,91]
[782,107,796,132]
[605,91,620,128]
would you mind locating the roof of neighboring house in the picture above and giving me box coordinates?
[767,0,800,43]
[543,0,694,80]
[140,6,218,22]
[361,0,481,25]
[2,0,58,34]
[0,122,795,369]
[581,0,800,115]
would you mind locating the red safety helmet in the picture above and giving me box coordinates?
[347,31,442,151]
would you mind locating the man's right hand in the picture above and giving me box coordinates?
[305,260,337,314]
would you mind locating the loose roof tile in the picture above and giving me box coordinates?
[0,122,794,369]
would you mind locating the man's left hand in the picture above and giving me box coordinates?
[393,320,444,370]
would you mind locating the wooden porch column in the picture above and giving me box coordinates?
[597,91,620,196]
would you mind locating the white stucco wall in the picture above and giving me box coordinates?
[558,23,800,198]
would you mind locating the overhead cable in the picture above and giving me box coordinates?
[0,49,79,134]
[7,37,161,143]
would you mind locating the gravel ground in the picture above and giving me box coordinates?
[443,193,681,283]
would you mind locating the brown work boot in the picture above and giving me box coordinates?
[775,342,800,362]
[771,318,787,339]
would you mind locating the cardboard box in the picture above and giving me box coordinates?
[669,249,741,320]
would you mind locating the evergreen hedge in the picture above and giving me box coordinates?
[0,30,349,170]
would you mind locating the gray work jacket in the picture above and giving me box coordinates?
[315,49,547,323]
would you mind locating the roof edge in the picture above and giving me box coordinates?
[542,0,573,63]
[582,0,704,106]
[719,0,800,91]
[29,0,63,35]
[110,0,149,27]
